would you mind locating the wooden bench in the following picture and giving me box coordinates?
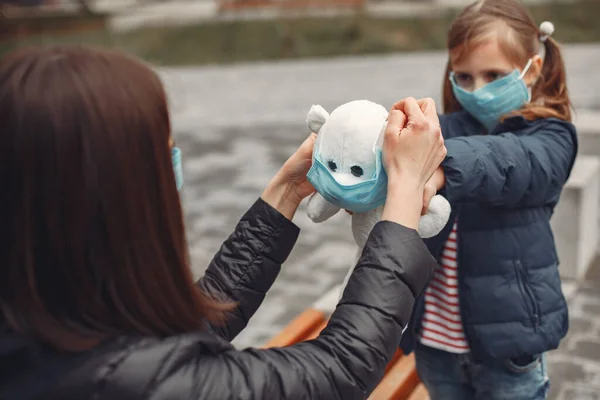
[0,3,107,42]
[264,284,430,400]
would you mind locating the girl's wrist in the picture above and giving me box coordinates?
[433,167,446,191]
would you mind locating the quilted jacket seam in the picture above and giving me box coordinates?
[229,211,285,295]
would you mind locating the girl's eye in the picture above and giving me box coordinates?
[454,73,473,88]
[351,165,364,177]
[327,161,337,172]
[485,72,504,82]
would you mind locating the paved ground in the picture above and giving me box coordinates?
[163,44,600,398]
[548,258,600,400]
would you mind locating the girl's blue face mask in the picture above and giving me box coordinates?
[172,147,183,192]
[450,59,533,131]
[306,127,388,213]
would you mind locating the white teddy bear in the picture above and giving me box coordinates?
[305,100,451,295]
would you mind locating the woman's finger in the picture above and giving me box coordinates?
[391,97,414,113]
[391,99,405,111]
[298,133,317,156]
[305,132,317,144]
[384,109,407,138]
[417,98,438,121]
[400,97,427,122]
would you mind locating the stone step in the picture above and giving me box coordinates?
[552,155,600,281]
[572,110,600,248]
[574,110,600,157]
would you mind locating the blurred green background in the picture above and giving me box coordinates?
[1,0,599,66]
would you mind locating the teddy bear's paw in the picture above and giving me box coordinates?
[306,193,341,222]
[418,195,452,238]
[428,195,451,218]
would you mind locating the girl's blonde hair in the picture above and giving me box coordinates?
[442,0,572,122]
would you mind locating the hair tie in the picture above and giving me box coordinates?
[539,21,555,42]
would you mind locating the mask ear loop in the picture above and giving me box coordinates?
[518,58,534,80]
[315,125,326,156]
[448,71,455,83]
[373,122,386,153]
[371,122,387,179]
[518,59,534,102]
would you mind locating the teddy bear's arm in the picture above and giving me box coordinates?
[306,192,341,223]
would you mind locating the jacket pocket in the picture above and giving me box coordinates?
[514,260,540,330]
[503,354,542,374]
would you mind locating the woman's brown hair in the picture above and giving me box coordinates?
[442,0,572,122]
[0,46,230,350]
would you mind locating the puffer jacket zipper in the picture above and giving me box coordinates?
[515,259,540,331]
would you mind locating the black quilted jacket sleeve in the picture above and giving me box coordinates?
[50,198,437,400]
[194,220,435,400]
[197,198,300,341]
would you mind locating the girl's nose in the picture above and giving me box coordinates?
[472,77,488,91]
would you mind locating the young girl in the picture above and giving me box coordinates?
[399,1,578,399]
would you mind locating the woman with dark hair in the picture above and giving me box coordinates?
[0,46,445,400]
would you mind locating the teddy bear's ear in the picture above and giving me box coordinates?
[306,105,329,134]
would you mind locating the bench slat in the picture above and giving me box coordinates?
[367,353,420,400]
[304,319,329,341]
[384,349,403,376]
[263,308,326,348]
[263,301,429,399]
[407,383,430,400]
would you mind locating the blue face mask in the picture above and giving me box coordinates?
[450,59,533,131]
[172,147,183,192]
[306,131,388,213]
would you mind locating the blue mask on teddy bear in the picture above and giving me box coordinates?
[307,137,388,213]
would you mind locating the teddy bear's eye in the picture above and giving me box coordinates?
[351,165,364,177]
[327,161,337,172]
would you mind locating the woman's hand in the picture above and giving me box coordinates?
[381,97,446,229]
[261,133,316,220]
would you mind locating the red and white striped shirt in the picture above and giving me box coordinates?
[418,220,470,353]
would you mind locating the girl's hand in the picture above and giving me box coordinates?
[381,97,447,229]
[422,167,446,215]
[262,134,317,220]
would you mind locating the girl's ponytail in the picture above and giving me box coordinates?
[522,26,572,122]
